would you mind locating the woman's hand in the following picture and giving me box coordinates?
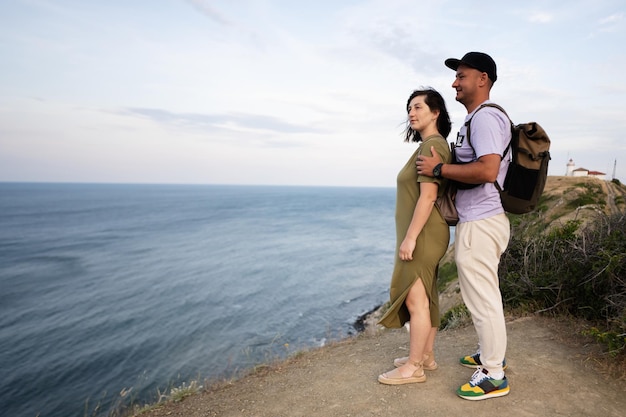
[399,238,416,261]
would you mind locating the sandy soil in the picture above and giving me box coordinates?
[138,315,625,417]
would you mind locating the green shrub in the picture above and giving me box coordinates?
[439,303,470,330]
[437,261,457,292]
[566,182,605,208]
[582,327,626,357]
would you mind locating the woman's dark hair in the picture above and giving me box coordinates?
[404,88,452,142]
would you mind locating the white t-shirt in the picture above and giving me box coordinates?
[454,101,512,222]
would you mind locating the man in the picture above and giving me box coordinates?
[416,52,511,400]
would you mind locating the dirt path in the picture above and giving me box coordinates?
[139,316,625,417]
[604,180,626,215]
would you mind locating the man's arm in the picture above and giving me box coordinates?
[416,146,501,184]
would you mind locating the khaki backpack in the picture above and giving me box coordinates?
[465,103,551,215]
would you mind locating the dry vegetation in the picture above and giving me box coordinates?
[501,176,626,356]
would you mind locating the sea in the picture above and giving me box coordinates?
[0,182,415,417]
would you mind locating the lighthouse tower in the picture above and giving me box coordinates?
[566,158,576,176]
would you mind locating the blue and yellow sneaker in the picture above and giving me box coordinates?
[457,368,510,401]
[459,352,507,370]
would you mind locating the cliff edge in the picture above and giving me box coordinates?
[139,315,625,417]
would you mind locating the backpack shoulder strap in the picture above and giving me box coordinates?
[465,103,513,159]
[464,104,487,150]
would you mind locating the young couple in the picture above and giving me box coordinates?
[377,52,511,401]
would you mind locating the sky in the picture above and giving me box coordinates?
[0,0,625,187]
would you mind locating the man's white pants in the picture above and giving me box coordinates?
[455,213,510,374]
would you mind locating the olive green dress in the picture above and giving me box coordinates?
[378,135,452,329]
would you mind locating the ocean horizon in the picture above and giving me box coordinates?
[1,182,425,416]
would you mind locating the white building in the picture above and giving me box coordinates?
[565,159,606,180]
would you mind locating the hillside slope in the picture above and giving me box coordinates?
[538,175,625,228]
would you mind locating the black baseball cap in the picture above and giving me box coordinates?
[445,52,497,83]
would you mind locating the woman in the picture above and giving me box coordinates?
[377,88,452,385]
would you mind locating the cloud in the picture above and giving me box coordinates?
[332,1,450,78]
[184,0,231,26]
[528,12,553,23]
[124,108,327,136]
[598,12,624,32]
[599,12,623,24]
